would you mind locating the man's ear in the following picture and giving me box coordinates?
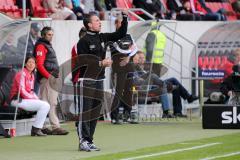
[88,23,92,30]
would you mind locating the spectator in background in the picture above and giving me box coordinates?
[10,56,50,136]
[64,0,74,9]
[81,0,105,20]
[71,0,84,20]
[167,0,201,20]
[232,0,240,13]
[17,23,41,57]
[63,0,84,20]
[190,0,226,21]
[145,22,199,116]
[0,34,18,58]
[144,22,167,77]
[133,0,165,19]
[42,0,77,20]
[105,0,117,10]
[136,51,198,117]
[34,26,69,135]
[0,34,22,65]
[132,51,175,118]
[165,77,199,117]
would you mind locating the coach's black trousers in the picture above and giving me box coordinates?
[77,80,103,143]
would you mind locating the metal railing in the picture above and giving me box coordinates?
[105,8,155,21]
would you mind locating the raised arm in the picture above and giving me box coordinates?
[101,11,128,42]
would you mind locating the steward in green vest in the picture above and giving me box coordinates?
[144,22,167,76]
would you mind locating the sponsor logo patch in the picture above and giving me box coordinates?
[37,51,42,56]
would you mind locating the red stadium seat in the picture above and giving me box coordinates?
[0,0,7,6]
[220,56,228,68]
[206,2,238,20]
[0,0,25,18]
[222,2,238,20]
[198,56,203,69]
[202,56,209,70]
[30,0,50,18]
[116,0,133,9]
[214,56,221,70]
[116,0,138,20]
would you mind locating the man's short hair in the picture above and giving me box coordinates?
[136,50,144,55]
[40,26,52,37]
[83,12,98,30]
[79,27,86,38]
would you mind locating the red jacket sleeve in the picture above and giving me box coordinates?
[71,44,80,83]
[35,44,51,79]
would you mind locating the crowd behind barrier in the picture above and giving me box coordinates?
[0,0,239,21]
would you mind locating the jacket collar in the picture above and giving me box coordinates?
[86,30,99,35]
[38,38,51,45]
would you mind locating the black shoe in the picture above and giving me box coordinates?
[111,119,122,125]
[51,128,69,135]
[41,128,52,135]
[174,113,187,118]
[31,126,47,136]
[162,113,175,118]
[3,129,11,138]
[187,95,199,103]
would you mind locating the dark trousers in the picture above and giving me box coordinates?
[165,77,191,114]
[111,72,132,120]
[34,72,40,94]
[0,123,5,136]
[77,80,103,143]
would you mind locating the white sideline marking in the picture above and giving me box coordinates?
[120,143,221,160]
[200,151,240,160]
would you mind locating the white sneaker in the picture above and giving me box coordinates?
[88,142,100,151]
[79,140,91,152]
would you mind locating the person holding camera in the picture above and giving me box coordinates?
[33,26,69,135]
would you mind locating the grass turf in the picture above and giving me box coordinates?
[0,118,239,160]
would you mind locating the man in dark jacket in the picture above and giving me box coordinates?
[220,64,240,104]
[34,26,69,135]
[76,11,128,152]
[220,48,240,104]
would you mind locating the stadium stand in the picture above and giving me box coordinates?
[0,0,239,20]
[0,0,22,18]
[30,0,51,18]
[116,0,139,20]
[206,2,239,20]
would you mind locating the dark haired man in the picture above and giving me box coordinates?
[33,26,69,135]
[76,11,128,152]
